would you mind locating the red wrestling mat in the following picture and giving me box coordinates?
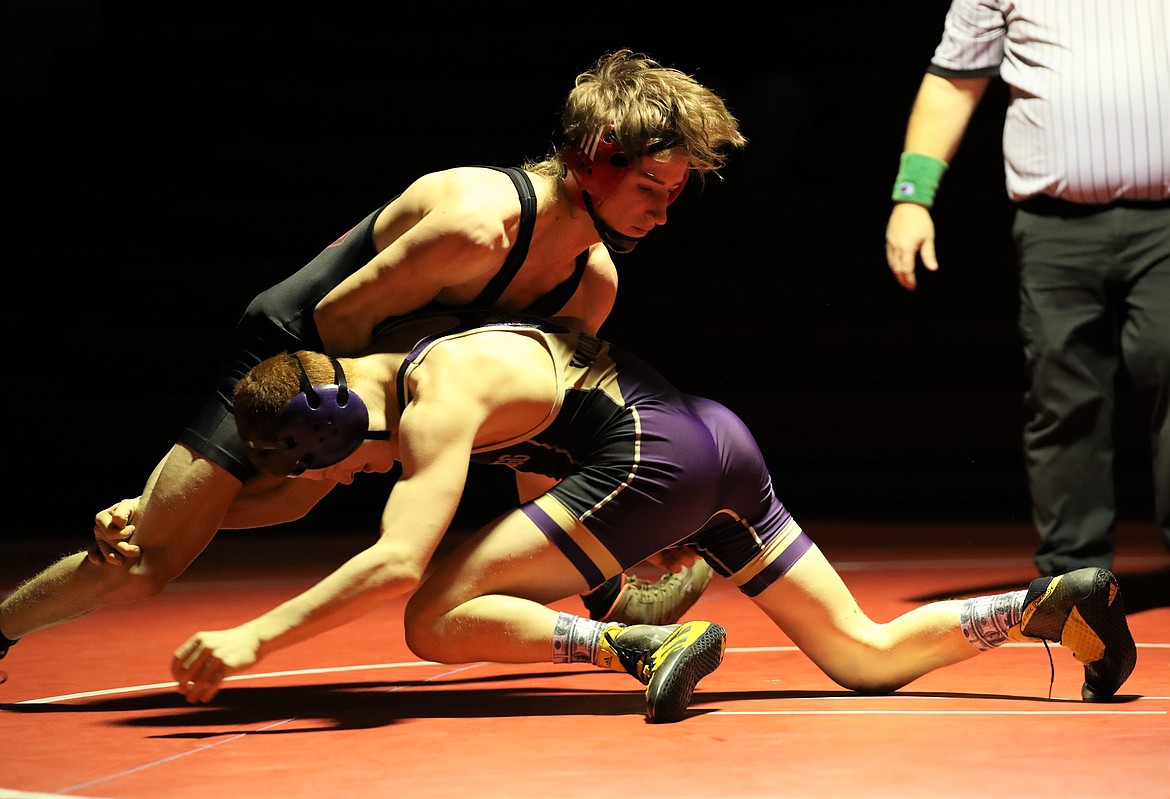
[2,520,1167,799]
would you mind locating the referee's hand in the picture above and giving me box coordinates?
[885,202,939,290]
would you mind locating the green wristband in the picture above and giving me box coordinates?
[891,152,949,207]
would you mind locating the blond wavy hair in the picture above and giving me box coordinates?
[525,49,746,184]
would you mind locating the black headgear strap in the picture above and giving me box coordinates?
[269,354,390,475]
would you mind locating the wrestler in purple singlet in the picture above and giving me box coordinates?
[388,310,814,597]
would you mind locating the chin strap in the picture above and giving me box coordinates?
[581,191,640,254]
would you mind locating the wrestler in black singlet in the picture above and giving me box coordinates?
[179,167,590,480]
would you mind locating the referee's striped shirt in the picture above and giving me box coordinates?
[928,0,1169,204]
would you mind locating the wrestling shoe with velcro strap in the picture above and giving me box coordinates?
[601,621,726,723]
[600,560,715,626]
[1008,567,1137,700]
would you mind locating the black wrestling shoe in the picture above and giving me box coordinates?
[604,621,726,723]
[1010,568,1137,700]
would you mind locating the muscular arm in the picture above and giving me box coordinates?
[313,170,522,356]
[170,458,466,703]
[92,472,340,567]
[885,73,990,289]
[171,365,490,703]
[220,475,339,529]
[552,244,618,336]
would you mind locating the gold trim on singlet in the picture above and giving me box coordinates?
[532,493,623,578]
[728,516,805,589]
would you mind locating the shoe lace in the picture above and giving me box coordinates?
[603,630,652,684]
[1042,639,1054,700]
[623,568,707,609]
[624,576,672,606]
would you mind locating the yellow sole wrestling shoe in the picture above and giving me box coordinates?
[1014,568,1137,700]
[644,621,726,723]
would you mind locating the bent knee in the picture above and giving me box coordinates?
[830,670,903,695]
[401,599,449,663]
[403,617,458,663]
[402,587,479,664]
[813,646,909,695]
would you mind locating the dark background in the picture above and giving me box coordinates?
[5,4,1156,532]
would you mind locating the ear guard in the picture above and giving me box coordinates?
[262,354,390,475]
[563,125,690,254]
[564,124,630,212]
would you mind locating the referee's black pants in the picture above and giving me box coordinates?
[1013,198,1170,576]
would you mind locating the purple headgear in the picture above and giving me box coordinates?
[266,354,389,475]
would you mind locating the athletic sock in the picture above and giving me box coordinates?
[551,612,616,666]
[959,589,1027,651]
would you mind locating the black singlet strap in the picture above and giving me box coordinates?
[522,250,589,318]
[469,167,537,308]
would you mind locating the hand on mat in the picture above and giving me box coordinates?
[172,626,261,703]
[89,497,142,566]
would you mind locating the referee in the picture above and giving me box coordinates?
[883,0,1170,576]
